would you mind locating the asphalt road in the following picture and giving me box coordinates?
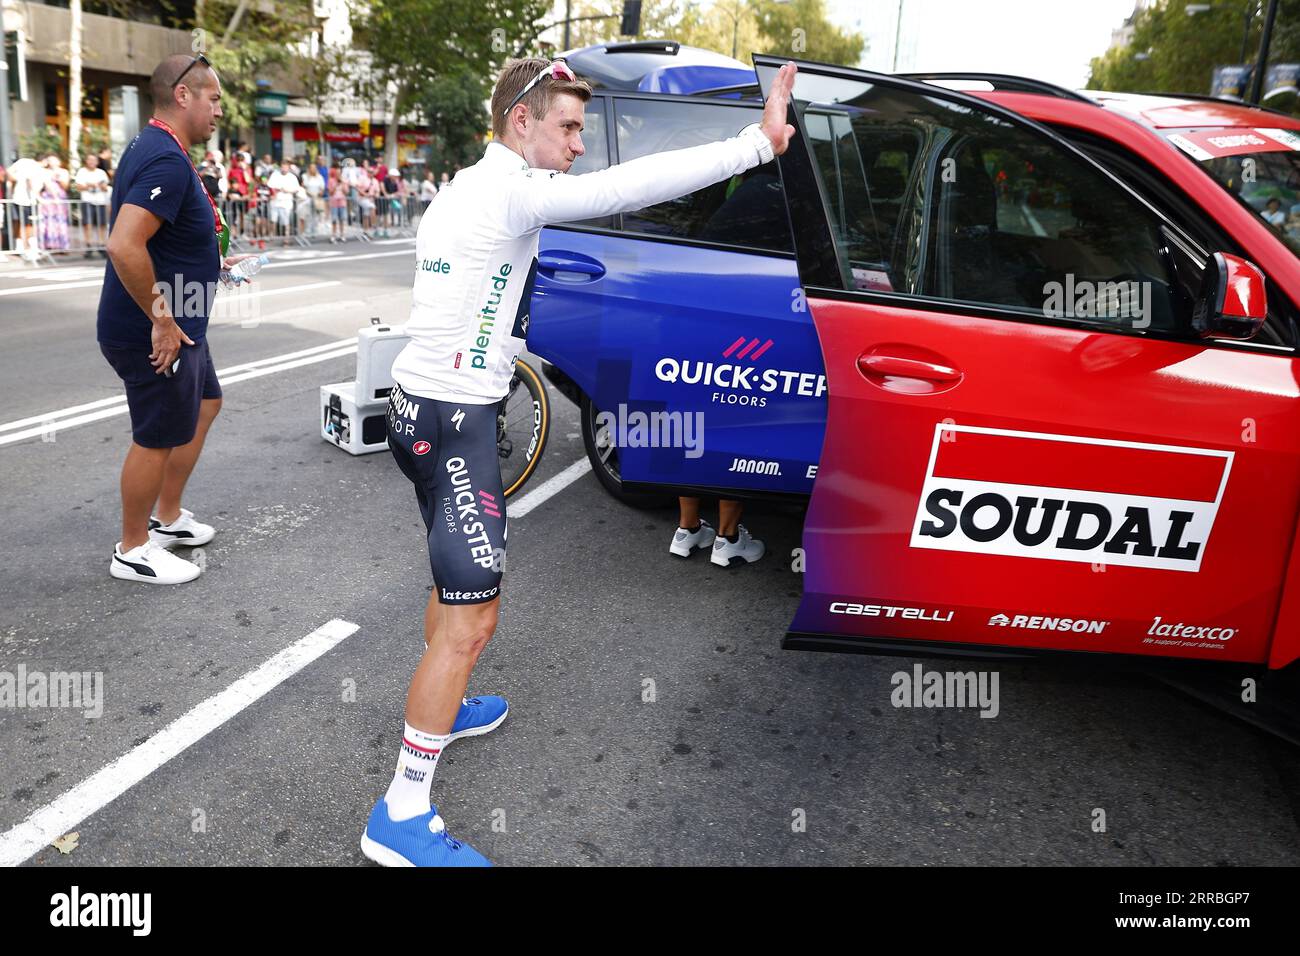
[2,244,1299,866]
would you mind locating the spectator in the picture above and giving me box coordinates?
[438,170,450,190]
[381,168,400,230]
[255,153,275,180]
[267,158,301,246]
[38,154,71,253]
[420,169,438,210]
[98,146,114,181]
[6,153,47,260]
[253,173,272,241]
[303,163,326,235]
[328,167,348,243]
[97,53,254,585]
[198,158,222,200]
[74,152,111,256]
[1263,197,1286,227]
[356,161,376,231]
[226,153,251,237]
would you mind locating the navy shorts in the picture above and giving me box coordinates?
[100,339,222,449]
[386,384,506,605]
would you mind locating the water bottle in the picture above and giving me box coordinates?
[219,253,269,289]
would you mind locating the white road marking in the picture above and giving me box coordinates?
[0,619,360,867]
[0,336,360,435]
[0,278,104,297]
[0,244,415,297]
[0,342,358,447]
[508,457,593,519]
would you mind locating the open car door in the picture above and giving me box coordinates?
[753,56,1300,666]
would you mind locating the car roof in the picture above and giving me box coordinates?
[560,40,756,94]
[1077,90,1300,131]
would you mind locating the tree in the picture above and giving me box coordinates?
[353,0,552,168]
[1088,0,1300,99]
[193,0,319,152]
[422,70,492,171]
[534,0,863,67]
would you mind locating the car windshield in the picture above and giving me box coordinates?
[1164,126,1300,256]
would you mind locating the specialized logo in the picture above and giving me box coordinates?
[728,457,781,476]
[654,338,826,410]
[987,613,1108,634]
[150,186,162,200]
[446,456,496,569]
[412,440,431,456]
[467,262,513,369]
[829,602,954,622]
[911,425,1232,573]
[451,408,465,432]
[1146,616,1235,641]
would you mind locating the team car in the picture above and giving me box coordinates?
[528,44,1300,670]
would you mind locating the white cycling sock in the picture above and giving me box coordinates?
[384,723,449,821]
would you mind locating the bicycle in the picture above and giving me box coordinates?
[497,358,550,498]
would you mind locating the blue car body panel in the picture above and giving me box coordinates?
[529,226,827,495]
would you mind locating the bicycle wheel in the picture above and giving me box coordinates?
[498,358,550,498]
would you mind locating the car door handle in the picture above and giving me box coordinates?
[857,354,961,382]
[538,253,606,281]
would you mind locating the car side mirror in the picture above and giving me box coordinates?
[1192,252,1267,340]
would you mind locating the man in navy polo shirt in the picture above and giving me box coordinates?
[98,53,248,585]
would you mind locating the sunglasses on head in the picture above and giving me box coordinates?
[503,59,576,118]
[171,52,211,90]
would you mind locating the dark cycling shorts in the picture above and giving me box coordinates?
[386,384,506,605]
[100,339,222,449]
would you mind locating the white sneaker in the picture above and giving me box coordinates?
[669,518,717,557]
[711,524,766,567]
[149,508,215,548]
[110,541,202,584]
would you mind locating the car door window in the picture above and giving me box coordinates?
[614,97,793,254]
[791,81,1180,331]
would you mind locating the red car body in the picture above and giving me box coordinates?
[754,59,1300,670]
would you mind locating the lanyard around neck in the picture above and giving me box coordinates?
[148,117,221,237]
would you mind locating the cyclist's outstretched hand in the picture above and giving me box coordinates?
[761,61,798,157]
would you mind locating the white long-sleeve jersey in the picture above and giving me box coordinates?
[389,123,774,404]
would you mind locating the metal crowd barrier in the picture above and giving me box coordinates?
[2,198,112,262]
[3,189,425,264]
[221,191,422,251]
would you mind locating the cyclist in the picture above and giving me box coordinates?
[363,56,799,867]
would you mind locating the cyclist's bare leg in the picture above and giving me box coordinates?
[718,499,742,537]
[423,588,446,649]
[405,596,499,735]
[678,496,700,529]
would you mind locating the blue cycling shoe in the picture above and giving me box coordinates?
[447,695,509,743]
[361,799,491,867]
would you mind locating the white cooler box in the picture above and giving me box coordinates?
[320,322,412,455]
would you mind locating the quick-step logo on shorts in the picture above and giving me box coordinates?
[910,424,1233,573]
[445,456,498,569]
